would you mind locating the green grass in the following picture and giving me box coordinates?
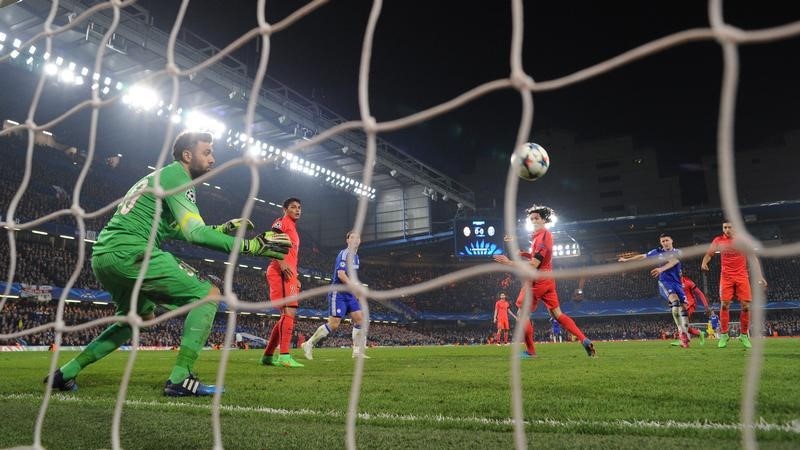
[1,339,799,449]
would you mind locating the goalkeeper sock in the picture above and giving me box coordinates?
[169,302,216,384]
[720,308,730,334]
[61,322,132,380]
[556,314,587,342]
[264,317,281,356]
[309,323,330,346]
[279,315,294,354]
[740,310,750,336]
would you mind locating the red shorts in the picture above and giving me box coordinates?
[266,268,299,308]
[515,280,559,311]
[496,317,509,330]
[719,276,751,302]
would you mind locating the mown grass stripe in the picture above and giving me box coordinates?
[5,393,798,434]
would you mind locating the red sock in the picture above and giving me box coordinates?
[557,314,587,342]
[279,315,294,354]
[524,320,536,355]
[688,327,701,336]
[740,310,750,335]
[264,317,282,356]
[720,308,730,333]
[503,331,509,344]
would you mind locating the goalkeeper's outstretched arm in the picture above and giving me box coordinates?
[166,195,289,258]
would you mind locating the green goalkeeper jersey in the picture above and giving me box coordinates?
[93,161,236,255]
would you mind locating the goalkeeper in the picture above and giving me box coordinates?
[44,131,291,397]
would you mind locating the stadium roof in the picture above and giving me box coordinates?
[0,0,476,209]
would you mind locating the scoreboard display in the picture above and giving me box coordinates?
[454,219,505,258]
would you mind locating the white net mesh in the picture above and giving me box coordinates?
[2,0,800,449]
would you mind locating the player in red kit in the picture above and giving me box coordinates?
[674,274,712,346]
[261,198,304,367]
[494,205,596,358]
[493,293,515,345]
[701,222,767,349]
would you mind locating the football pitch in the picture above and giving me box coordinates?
[1,340,799,449]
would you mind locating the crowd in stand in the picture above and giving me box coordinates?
[3,298,799,349]
[3,234,800,318]
[3,136,800,349]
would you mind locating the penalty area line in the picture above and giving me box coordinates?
[4,393,800,434]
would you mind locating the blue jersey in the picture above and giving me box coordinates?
[331,248,360,284]
[710,313,720,331]
[646,247,682,285]
[550,318,561,334]
[328,248,361,318]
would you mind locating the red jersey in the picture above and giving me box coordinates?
[269,215,299,271]
[681,276,708,309]
[711,235,747,278]
[495,300,510,319]
[529,228,553,272]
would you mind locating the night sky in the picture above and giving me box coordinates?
[129,1,800,207]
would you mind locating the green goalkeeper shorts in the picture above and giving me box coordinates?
[92,248,214,317]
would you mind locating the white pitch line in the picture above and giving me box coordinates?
[4,393,800,434]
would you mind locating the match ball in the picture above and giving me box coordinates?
[512,142,550,181]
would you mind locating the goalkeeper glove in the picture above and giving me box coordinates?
[242,231,292,259]
[213,218,255,235]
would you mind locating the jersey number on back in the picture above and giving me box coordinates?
[119,179,148,215]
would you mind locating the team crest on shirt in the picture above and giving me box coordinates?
[185,188,196,204]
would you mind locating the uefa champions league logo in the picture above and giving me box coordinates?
[459,239,503,256]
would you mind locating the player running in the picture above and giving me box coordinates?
[619,233,691,348]
[701,222,767,348]
[261,198,304,367]
[494,205,596,358]
[302,231,369,359]
[44,131,291,396]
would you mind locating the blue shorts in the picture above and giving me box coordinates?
[328,290,361,318]
[658,280,686,304]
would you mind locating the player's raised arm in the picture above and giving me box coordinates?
[618,253,646,262]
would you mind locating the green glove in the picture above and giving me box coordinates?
[243,231,292,259]
[213,218,255,235]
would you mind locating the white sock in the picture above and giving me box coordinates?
[671,306,682,332]
[309,324,330,346]
[352,326,364,353]
[679,308,689,334]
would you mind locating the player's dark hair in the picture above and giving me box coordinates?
[659,233,672,239]
[283,197,302,209]
[346,230,357,240]
[525,205,553,223]
[172,131,214,161]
